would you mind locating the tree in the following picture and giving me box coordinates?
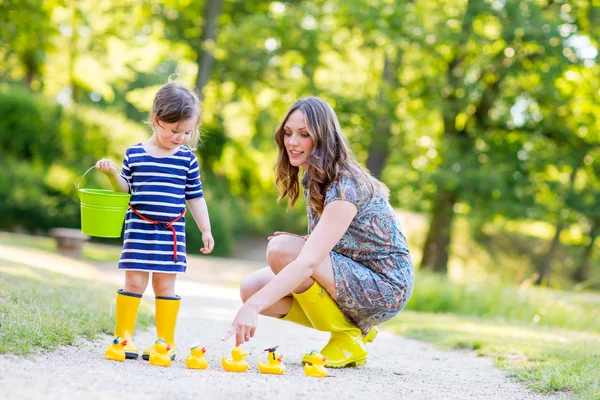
[419,0,569,273]
[0,0,57,89]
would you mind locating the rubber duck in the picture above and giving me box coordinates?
[304,351,327,378]
[185,346,208,370]
[149,339,172,367]
[222,346,248,372]
[258,346,285,375]
[105,336,128,362]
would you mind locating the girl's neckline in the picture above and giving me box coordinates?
[140,142,182,159]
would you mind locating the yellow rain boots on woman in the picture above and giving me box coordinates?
[142,295,180,361]
[106,289,142,360]
[281,298,378,343]
[280,297,314,328]
[293,281,368,368]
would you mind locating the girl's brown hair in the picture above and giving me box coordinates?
[274,96,389,214]
[149,81,202,151]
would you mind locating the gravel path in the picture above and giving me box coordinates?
[0,251,565,400]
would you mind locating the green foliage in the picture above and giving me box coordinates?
[185,190,239,257]
[1,0,599,274]
[0,1,57,88]
[0,87,146,233]
[0,159,78,232]
[0,86,63,164]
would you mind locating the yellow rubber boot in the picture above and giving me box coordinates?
[363,326,379,343]
[105,289,141,360]
[280,297,313,328]
[142,295,180,361]
[293,281,367,368]
[301,325,378,364]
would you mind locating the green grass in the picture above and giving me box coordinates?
[385,312,600,399]
[387,270,600,399]
[0,261,152,356]
[407,271,600,333]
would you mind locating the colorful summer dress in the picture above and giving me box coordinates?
[118,143,203,273]
[304,173,415,334]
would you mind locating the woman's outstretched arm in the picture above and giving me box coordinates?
[222,200,358,346]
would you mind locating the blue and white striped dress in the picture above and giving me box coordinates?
[118,143,203,273]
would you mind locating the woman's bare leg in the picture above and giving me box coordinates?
[239,268,293,317]
[238,234,336,317]
[266,234,336,297]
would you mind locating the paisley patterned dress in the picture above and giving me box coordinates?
[304,173,414,335]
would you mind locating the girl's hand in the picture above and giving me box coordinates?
[200,231,214,254]
[267,231,309,241]
[222,302,260,346]
[95,158,118,175]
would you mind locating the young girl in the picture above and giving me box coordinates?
[97,82,214,362]
[225,96,414,368]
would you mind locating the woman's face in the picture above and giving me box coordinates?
[283,110,314,169]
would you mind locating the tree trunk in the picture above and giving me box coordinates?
[535,166,578,284]
[419,0,481,274]
[420,188,458,273]
[575,220,599,282]
[366,51,402,178]
[195,0,223,97]
[535,222,564,284]
[21,50,37,89]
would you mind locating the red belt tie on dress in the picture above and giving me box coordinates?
[128,204,186,263]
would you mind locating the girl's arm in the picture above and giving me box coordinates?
[223,199,357,344]
[95,158,129,193]
[187,197,214,254]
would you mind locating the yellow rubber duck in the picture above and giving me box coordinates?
[304,351,327,378]
[105,336,128,362]
[149,339,172,367]
[185,346,208,370]
[258,346,285,375]
[222,346,248,372]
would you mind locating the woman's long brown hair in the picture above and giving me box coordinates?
[274,97,389,214]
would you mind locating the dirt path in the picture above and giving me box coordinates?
[0,248,564,400]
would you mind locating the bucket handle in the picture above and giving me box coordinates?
[75,165,133,194]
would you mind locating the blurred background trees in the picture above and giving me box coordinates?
[0,0,598,289]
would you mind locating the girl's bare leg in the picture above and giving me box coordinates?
[151,272,177,297]
[124,270,150,294]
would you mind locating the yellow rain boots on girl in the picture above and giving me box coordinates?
[293,281,368,368]
[106,289,142,360]
[280,297,314,328]
[142,295,180,361]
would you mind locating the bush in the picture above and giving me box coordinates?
[0,87,147,233]
[185,192,238,258]
[0,160,78,231]
[0,86,63,165]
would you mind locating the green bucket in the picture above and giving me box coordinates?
[76,167,131,238]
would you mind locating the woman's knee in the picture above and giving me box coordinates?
[239,269,274,302]
[266,235,302,274]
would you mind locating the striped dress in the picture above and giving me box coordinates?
[118,143,203,273]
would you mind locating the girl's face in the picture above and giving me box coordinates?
[153,117,197,150]
[283,110,314,169]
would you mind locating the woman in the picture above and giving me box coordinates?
[222,97,414,368]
